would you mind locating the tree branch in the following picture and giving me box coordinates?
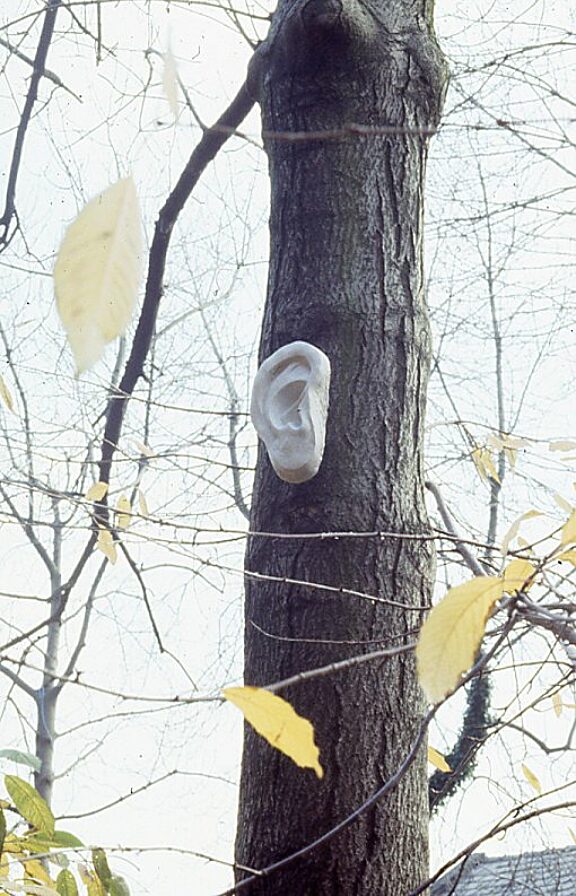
[0,0,63,247]
[96,75,256,497]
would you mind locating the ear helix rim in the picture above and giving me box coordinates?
[250,341,331,484]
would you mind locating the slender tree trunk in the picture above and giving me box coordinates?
[34,565,62,805]
[236,0,447,892]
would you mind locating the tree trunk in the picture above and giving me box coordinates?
[236,0,447,892]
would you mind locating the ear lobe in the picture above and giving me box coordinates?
[251,341,331,484]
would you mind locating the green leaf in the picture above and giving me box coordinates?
[23,834,57,853]
[0,750,41,772]
[52,831,84,849]
[0,806,6,857]
[92,848,112,889]
[109,876,130,896]
[56,869,78,896]
[5,775,54,836]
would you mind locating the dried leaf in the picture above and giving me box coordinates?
[549,440,576,452]
[223,687,323,779]
[472,447,500,484]
[552,691,563,718]
[0,375,14,413]
[115,495,131,530]
[96,527,117,565]
[416,577,504,703]
[138,490,149,518]
[84,482,108,503]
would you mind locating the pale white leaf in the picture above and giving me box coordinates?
[162,46,179,118]
[138,490,149,518]
[96,526,117,564]
[115,495,131,530]
[54,177,142,374]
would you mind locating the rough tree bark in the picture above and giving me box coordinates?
[236,0,447,892]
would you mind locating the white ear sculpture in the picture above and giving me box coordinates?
[251,341,331,484]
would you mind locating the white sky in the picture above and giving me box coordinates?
[0,0,575,893]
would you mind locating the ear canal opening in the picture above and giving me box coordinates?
[269,377,308,430]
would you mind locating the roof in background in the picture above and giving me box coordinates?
[430,847,576,895]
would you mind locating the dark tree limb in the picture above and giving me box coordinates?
[0,0,63,248]
[97,77,256,494]
[428,670,492,811]
[425,479,494,811]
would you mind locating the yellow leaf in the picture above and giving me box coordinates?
[85,482,108,503]
[416,577,504,703]
[557,550,576,567]
[552,691,563,717]
[0,375,14,413]
[502,558,536,594]
[138,490,149,518]
[115,495,131,530]
[561,510,576,546]
[472,447,500,484]
[3,834,23,854]
[223,686,323,779]
[96,527,117,565]
[569,828,576,845]
[521,763,542,794]
[427,746,451,772]
[549,440,576,452]
[54,177,142,374]
[86,876,106,896]
[162,45,179,118]
[4,776,54,836]
[23,859,52,885]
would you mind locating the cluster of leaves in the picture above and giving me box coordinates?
[223,501,576,782]
[0,767,127,896]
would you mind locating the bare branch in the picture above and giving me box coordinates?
[0,0,63,247]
